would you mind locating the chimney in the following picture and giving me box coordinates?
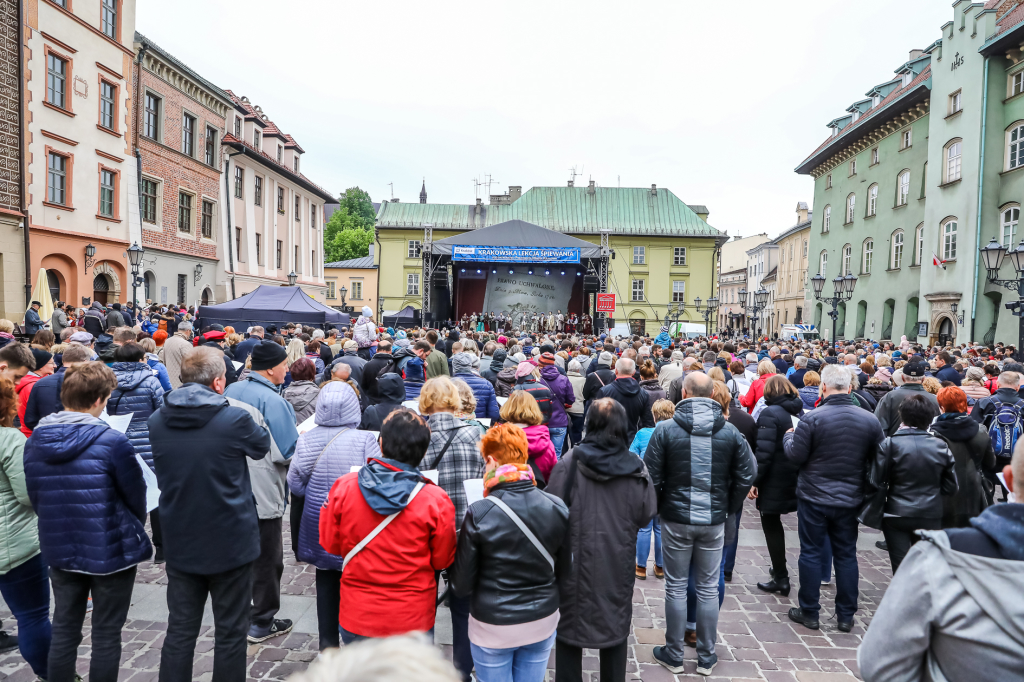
[650,184,657,195]
[475,197,483,215]
[909,48,924,61]
[568,180,574,188]
[390,198,400,203]
[509,186,522,201]
[587,180,596,195]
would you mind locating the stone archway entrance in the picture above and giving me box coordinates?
[925,292,962,348]
[92,262,122,306]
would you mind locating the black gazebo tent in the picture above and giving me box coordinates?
[197,285,350,330]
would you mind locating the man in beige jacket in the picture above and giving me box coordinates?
[162,321,194,388]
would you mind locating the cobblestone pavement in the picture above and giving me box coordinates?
[0,498,891,681]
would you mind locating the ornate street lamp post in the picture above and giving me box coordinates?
[980,238,1024,352]
[811,273,857,346]
[126,243,144,312]
[287,271,298,286]
[739,287,770,339]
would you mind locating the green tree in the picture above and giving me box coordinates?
[324,186,376,262]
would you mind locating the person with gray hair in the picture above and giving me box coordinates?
[596,356,653,444]
[790,355,809,389]
[658,350,686,391]
[782,363,884,633]
[287,635,461,682]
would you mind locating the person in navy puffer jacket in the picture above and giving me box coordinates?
[451,352,501,420]
[286,380,381,650]
[24,361,150,682]
[107,341,165,560]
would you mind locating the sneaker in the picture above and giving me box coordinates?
[0,630,18,654]
[653,565,664,579]
[652,645,685,674]
[635,564,647,580]
[247,619,293,643]
[875,540,888,551]
[723,571,732,582]
[696,659,718,676]
[86,597,93,613]
[787,607,819,631]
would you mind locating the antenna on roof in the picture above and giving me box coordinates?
[388,182,394,201]
[568,165,583,187]
[471,177,485,200]
[484,174,500,198]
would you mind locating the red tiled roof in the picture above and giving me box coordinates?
[796,65,931,172]
[283,134,305,153]
[223,90,301,150]
[994,3,1024,36]
[221,133,332,201]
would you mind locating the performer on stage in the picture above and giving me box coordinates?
[460,314,469,331]
[556,310,564,333]
[545,311,556,333]
[567,313,577,335]
[580,313,592,335]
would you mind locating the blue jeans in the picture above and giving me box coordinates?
[0,553,51,678]
[340,626,435,645]
[470,631,555,682]
[796,499,859,620]
[662,521,724,668]
[547,427,567,459]
[636,515,663,568]
[723,509,742,574]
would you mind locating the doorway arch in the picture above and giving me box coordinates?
[92,261,123,304]
[201,287,212,306]
[92,273,111,305]
[46,269,64,303]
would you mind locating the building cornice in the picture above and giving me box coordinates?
[137,48,233,119]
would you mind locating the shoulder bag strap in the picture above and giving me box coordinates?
[300,428,348,487]
[427,425,468,470]
[343,481,425,571]
[488,495,554,570]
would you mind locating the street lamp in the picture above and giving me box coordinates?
[981,237,1024,351]
[84,243,97,274]
[811,272,856,346]
[950,301,965,326]
[664,301,685,329]
[126,242,144,311]
[339,285,348,308]
[287,271,298,286]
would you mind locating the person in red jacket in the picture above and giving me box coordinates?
[319,408,456,643]
[16,349,54,437]
[740,359,776,414]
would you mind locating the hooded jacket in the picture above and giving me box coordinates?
[481,350,507,386]
[596,377,655,444]
[352,316,377,349]
[402,357,426,401]
[359,373,406,431]
[82,302,106,337]
[539,364,575,429]
[644,398,755,526]
[225,373,298,460]
[753,393,804,515]
[875,382,941,437]
[494,366,517,398]
[24,412,151,574]
[929,413,995,527]
[319,457,456,638]
[798,385,820,412]
[288,381,381,569]
[149,384,271,574]
[362,352,396,404]
[108,362,165,470]
[858,504,1024,682]
[283,380,320,425]
[0,427,34,575]
[545,439,656,648]
[22,367,67,431]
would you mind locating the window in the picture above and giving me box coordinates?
[673,247,686,265]
[205,126,217,166]
[293,155,299,173]
[144,93,160,140]
[254,177,262,206]
[255,233,261,263]
[140,178,156,223]
[277,146,283,163]
[352,281,362,299]
[201,200,214,238]
[46,53,66,108]
[237,229,243,261]
[100,0,117,38]
[177,274,186,306]
[845,194,856,223]
[825,173,832,189]
[632,279,645,301]
[672,280,685,302]
[819,250,827,275]
[822,205,832,232]
[867,184,878,216]
[1009,125,1024,170]
[51,0,66,5]
[47,152,66,204]
[1004,207,1020,247]
[871,147,879,165]
[311,204,317,227]
[1014,71,1024,98]
[803,240,808,257]
[840,244,851,275]
[407,273,420,295]
[891,230,904,269]
[950,90,962,115]
[916,224,924,265]
[182,113,195,156]
[862,239,873,274]
[901,128,912,149]
[233,117,241,138]
[234,167,243,198]
[326,281,336,299]
[408,240,421,258]
[295,195,301,222]
[633,246,645,264]
[849,158,857,176]
[253,129,261,151]
[276,240,282,269]
[99,81,115,130]
[295,245,299,273]
[277,187,285,213]
[943,220,958,260]
[99,169,115,217]
[945,140,962,182]
[178,192,192,233]
[897,170,910,206]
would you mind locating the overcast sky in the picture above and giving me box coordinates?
[139,0,953,239]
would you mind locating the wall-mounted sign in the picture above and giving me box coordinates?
[917,321,929,338]
[596,293,616,313]
[951,52,964,71]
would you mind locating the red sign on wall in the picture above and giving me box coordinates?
[596,293,616,313]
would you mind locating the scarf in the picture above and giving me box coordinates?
[483,463,535,495]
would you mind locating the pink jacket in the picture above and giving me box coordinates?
[520,424,557,480]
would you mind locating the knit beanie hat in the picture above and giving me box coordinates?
[30,348,52,371]
[515,361,537,379]
[250,339,288,371]
[538,352,556,366]
[404,357,425,382]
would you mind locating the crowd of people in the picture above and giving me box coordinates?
[0,304,1022,682]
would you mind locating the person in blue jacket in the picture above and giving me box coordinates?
[24,361,150,682]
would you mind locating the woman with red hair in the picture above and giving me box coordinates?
[930,386,996,528]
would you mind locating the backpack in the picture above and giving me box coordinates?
[987,398,1024,461]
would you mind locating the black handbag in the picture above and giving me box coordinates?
[858,443,891,530]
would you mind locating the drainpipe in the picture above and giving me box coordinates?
[18,0,30,307]
[971,56,990,343]
[224,151,242,300]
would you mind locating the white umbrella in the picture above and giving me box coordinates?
[30,268,55,323]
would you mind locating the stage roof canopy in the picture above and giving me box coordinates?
[431,219,604,259]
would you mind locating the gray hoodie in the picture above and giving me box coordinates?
[858,512,1024,681]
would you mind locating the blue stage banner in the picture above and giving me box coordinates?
[452,245,581,264]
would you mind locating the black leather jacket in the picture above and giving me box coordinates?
[449,480,570,626]
[871,428,959,519]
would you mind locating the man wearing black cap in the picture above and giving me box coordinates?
[224,340,298,643]
[24,301,45,336]
[873,358,939,437]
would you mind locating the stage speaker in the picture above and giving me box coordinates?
[431,270,448,285]
[583,275,600,293]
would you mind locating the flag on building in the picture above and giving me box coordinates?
[932,253,947,270]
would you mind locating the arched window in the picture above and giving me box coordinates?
[846,193,856,223]
[891,230,904,269]
[1008,123,1024,170]
[944,139,962,182]
[842,244,852,275]
[867,184,878,216]
[915,223,924,266]
[942,219,958,260]
[819,250,828,276]
[862,239,873,274]
[823,205,831,232]
[897,170,910,206]
[1003,206,1020,247]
